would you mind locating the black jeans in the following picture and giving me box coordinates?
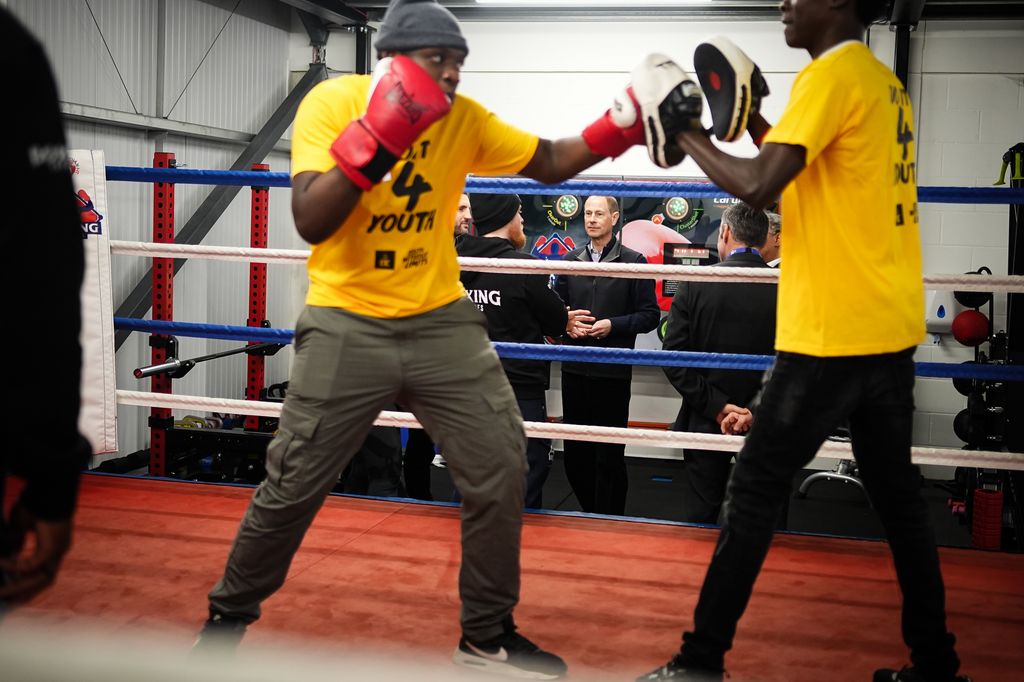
[681,349,960,679]
[561,371,631,515]
[681,448,733,524]
[403,427,436,501]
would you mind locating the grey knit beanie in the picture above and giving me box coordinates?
[376,0,469,55]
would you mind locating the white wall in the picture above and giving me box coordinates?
[444,17,1024,461]
[11,0,1022,462]
[454,20,803,177]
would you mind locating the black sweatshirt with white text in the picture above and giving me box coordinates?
[457,235,568,399]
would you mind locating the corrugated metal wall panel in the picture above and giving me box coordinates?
[163,1,288,132]
[11,0,158,115]
[87,0,158,115]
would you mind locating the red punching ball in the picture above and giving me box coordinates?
[951,309,989,346]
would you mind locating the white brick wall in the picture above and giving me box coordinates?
[939,211,1006,247]
[910,19,1023,451]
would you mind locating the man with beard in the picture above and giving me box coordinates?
[402,191,476,497]
[457,193,580,508]
[455,192,473,236]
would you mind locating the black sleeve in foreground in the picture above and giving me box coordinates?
[3,7,88,521]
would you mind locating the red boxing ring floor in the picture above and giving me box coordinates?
[3,475,1022,681]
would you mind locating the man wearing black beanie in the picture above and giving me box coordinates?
[198,0,691,677]
[457,194,576,510]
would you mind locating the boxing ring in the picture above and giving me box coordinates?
[104,164,1024,475]
[6,160,1024,681]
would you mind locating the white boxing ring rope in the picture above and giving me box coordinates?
[116,390,1024,472]
[110,240,1024,292]
[111,236,1024,474]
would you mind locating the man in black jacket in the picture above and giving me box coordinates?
[459,193,571,507]
[762,211,781,267]
[1,7,91,608]
[554,196,660,515]
[661,203,777,523]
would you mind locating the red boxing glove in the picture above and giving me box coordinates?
[581,85,645,159]
[331,55,452,191]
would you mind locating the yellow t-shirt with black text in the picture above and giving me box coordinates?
[764,42,924,356]
[291,75,539,318]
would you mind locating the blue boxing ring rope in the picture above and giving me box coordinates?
[106,166,1024,204]
[103,164,1024,472]
[113,317,1024,383]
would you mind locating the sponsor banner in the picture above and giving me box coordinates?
[69,150,118,456]
[521,188,724,266]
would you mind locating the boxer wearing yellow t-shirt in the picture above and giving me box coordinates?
[291,74,539,318]
[199,1,697,678]
[641,1,965,681]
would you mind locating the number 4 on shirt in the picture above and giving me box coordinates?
[392,161,432,212]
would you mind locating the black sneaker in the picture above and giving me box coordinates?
[874,667,971,682]
[452,625,566,679]
[192,611,248,653]
[637,655,725,681]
